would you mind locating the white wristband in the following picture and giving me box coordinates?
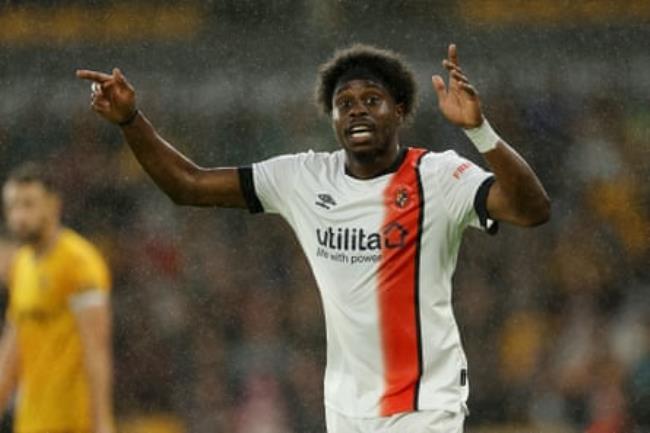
[463,118,500,153]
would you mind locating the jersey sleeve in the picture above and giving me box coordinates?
[67,246,111,310]
[238,153,303,216]
[433,150,498,233]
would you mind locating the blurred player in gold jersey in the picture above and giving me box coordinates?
[0,163,114,433]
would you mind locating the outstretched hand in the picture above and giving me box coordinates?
[76,68,137,125]
[432,44,483,129]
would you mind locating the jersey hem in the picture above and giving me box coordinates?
[324,399,468,419]
[15,424,92,433]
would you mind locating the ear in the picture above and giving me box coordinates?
[47,193,62,218]
[330,105,341,123]
[395,103,406,124]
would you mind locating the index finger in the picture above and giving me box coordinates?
[448,43,459,66]
[76,69,113,82]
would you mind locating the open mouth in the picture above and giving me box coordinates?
[347,124,374,140]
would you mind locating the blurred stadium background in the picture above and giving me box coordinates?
[1,1,650,432]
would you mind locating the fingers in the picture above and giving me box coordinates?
[436,44,479,101]
[92,99,111,112]
[442,49,471,88]
[442,59,468,90]
[442,59,464,74]
[459,82,478,98]
[91,97,111,116]
[76,69,113,82]
[77,68,129,92]
[448,43,459,66]
[90,82,103,98]
[431,75,447,101]
[113,68,127,85]
[80,67,132,121]
[451,69,470,85]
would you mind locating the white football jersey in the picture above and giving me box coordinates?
[239,147,496,418]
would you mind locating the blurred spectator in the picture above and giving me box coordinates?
[628,322,650,432]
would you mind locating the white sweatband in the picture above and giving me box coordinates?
[463,118,500,153]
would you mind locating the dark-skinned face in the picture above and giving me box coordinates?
[331,79,404,161]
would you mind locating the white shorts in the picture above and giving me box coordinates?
[325,408,465,433]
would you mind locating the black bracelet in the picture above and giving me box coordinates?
[118,109,140,127]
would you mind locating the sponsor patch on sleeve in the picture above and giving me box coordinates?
[452,162,473,179]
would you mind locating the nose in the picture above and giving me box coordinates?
[349,100,368,117]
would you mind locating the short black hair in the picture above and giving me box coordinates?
[5,162,58,194]
[316,44,418,119]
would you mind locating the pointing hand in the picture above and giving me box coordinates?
[76,68,137,125]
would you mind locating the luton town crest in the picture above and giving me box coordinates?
[394,187,410,209]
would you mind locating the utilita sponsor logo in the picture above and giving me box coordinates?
[316,223,408,251]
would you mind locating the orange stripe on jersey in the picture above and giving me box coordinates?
[378,147,428,416]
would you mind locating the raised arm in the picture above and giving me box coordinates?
[76,69,246,208]
[432,44,550,227]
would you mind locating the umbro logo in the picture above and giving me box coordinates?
[315,193,337,210]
